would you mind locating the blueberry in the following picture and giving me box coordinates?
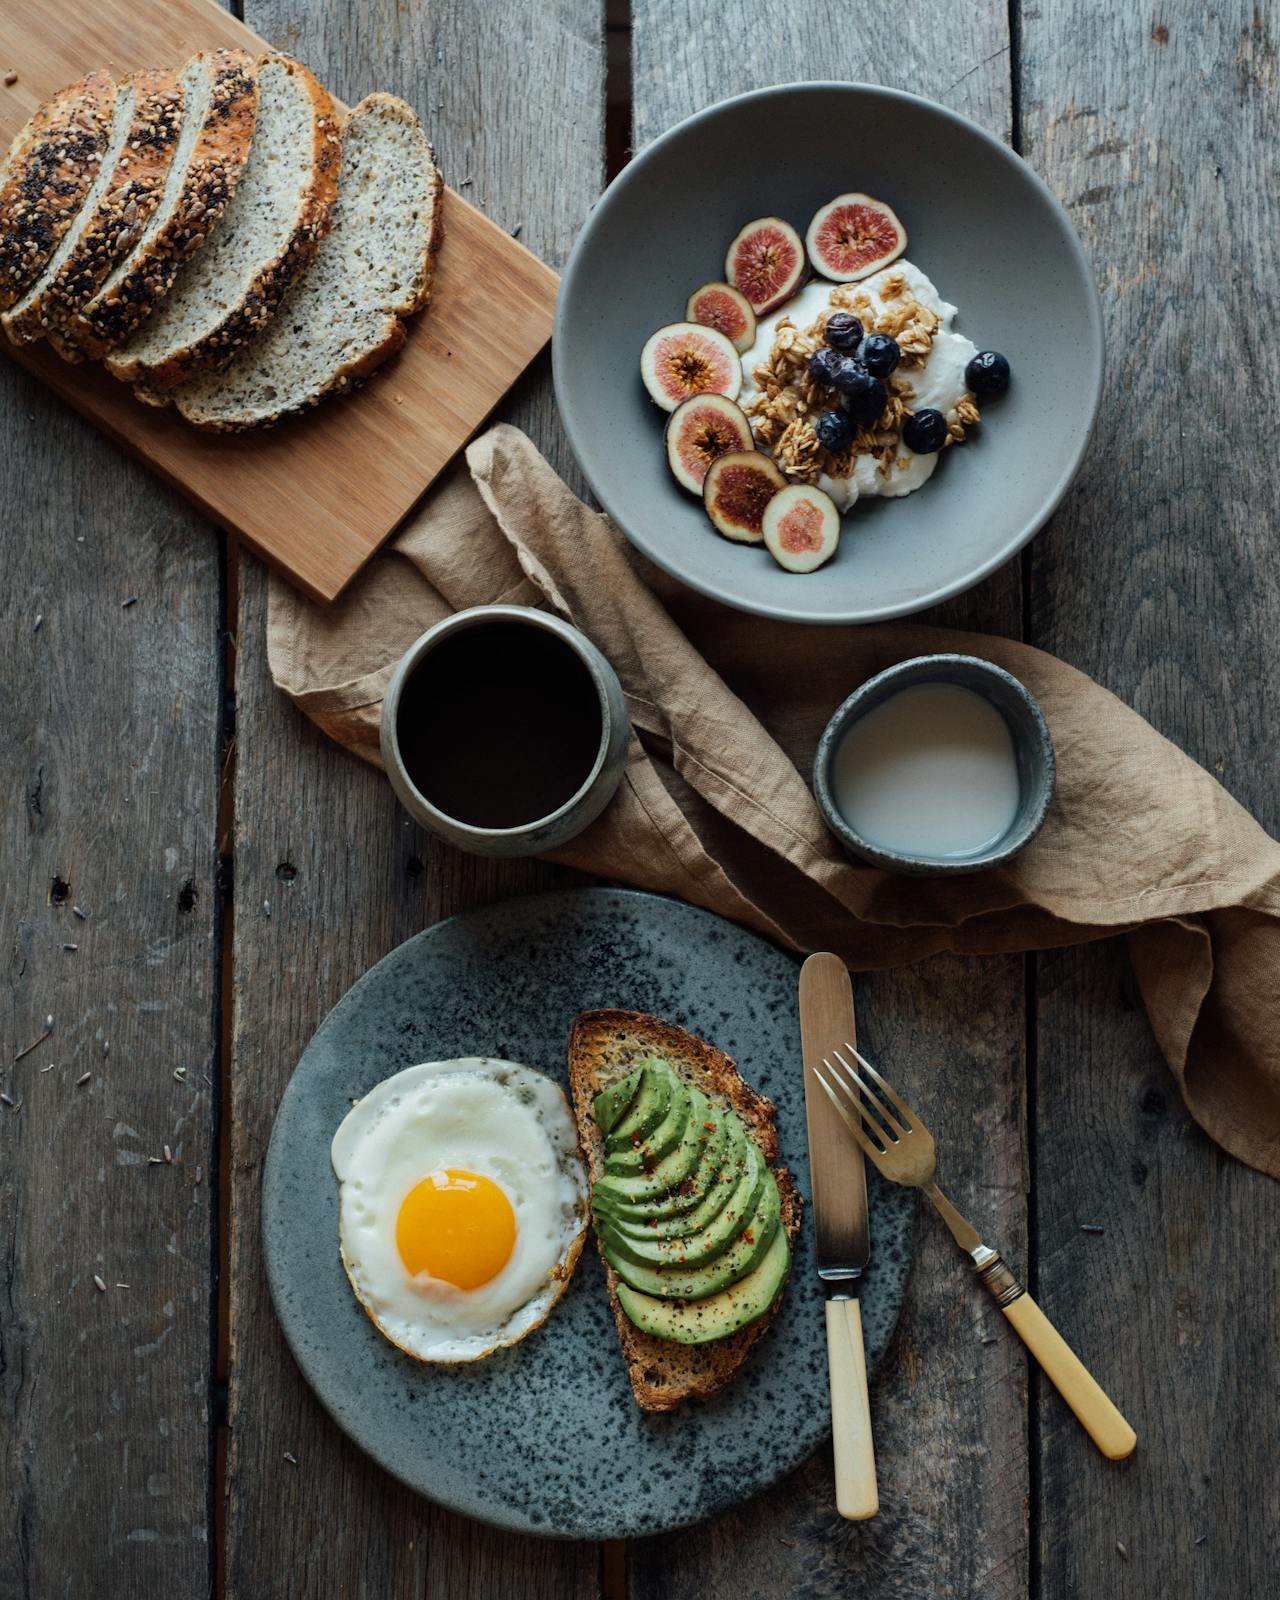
[965,350,1010,395]
[814,409,854,452]
[858,333,900,377]
[902,407,948,453]
[828,355,867,393]
[808,347,842,385]
[834,362,888,423]
[823,311,863,351]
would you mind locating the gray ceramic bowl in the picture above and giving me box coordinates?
[554,82,1102,624]
[813,654,1056,874]
[380,606,630,858]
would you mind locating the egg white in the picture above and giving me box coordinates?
[330,1058,588,1363]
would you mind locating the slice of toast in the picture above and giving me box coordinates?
[568,1009,802,1412]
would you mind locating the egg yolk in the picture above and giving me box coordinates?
[395,1169,516,1289]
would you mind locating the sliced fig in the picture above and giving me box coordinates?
[724,218,808,315]
[665,394,755,495]
[805,193,907,282]
[702,451,787,544]
[685,281,757,353]
[640,321,742,412]
[762,484,841,573]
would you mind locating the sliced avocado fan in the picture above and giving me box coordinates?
[589,1056,790,1344]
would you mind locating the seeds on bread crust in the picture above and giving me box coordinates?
[0,71,116,310]
[3,68,186,348]
[63,48,259,360]
[106,55,341,391]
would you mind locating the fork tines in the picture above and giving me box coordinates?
[814,1044,914,1155]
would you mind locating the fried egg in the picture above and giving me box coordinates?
[330,1058,588,1362]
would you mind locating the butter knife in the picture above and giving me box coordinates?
[799,952,878,1520]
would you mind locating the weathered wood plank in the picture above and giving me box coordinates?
[627,6,1028,1598]
[224,2,603,1594]
[0,369,222,1587]
[1022,2,1280,1595]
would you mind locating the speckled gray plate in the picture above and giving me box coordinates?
[262,889,914,1539]
[554,82,1103,625]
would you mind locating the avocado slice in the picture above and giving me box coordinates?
[603,1083,693,1176]
[606,1169,782,1300]
[616,1225,791,1344]
[600,1114,750,1241]
[592,1086,719,1208]
[606,1058,676,1148]
[598,1139,767,1269]
[593,1094,730,1218]
[592,1063,646,1137]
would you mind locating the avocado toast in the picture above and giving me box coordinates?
[568,1009,802,1411]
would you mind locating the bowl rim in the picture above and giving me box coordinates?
[553,79,1104,626]
[811,652,1057,874]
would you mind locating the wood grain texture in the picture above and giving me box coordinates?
[626,11,1028,1595]
[0,361,221,1588]
[0,0,559,604]
[223,1,601,1594]
[1022,1,1280,1594]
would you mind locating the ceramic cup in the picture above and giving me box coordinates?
[380,606,630,858]
[813,653,1056,875]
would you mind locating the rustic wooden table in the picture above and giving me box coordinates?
[3,1,1278,1595]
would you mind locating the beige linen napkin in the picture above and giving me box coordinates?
[268,425,1280,1178]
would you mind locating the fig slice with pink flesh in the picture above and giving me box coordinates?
[665,394,755,495]
[761,483,841,572]
[724,218,808,315]
[702,450,787,544]
[685,281,757,353]
[805,193,907,282]
[640,321,742,412]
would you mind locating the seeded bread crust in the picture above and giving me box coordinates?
[3,69,185,349]
[567,1009,802,1412]
[0,71,116,310]
[107,55,341,391]
[173,92,443,431]
[64,49,258,360]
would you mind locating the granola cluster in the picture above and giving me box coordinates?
[742,275,981,485]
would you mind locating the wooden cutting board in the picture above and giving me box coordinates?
[0,0,559,602]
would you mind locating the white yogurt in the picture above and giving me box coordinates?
[831,683,1020,860]
[738,261,977,510]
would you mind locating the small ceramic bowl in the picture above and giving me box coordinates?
[813,654,1055,875]
[380,606,630,858]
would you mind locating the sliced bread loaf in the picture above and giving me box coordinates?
[106,55,340,391]
[172,92,442,430]
[567,1010,802,1412]
[62,49,258,361]
[3,69,185,348]
[0,71,116,310]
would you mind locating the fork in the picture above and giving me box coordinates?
[813,1044,1137,1460]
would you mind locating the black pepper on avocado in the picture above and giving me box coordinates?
[589,1056,791,1344]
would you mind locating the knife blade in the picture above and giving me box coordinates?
[799,951,877,1520]
[800,952,870,1285]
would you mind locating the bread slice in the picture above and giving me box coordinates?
[567,1009,802,1412]
[62,49,258,360]
[105,55,340,391]
[3,69,184,347]
[0,71,116,311]
[170,92,443,430]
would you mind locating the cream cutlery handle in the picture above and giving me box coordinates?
[826,1297,879,1519]
[1001,1293,1137,1460]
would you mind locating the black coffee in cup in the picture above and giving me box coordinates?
[395,618,604,829]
